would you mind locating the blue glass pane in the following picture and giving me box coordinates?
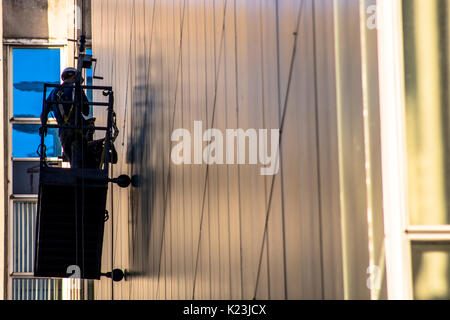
[86,49,93,113]
[13,49,61,118]
[13,124,61,158]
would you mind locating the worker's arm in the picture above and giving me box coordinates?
[39,98,51,136]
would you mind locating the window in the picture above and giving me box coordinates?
[8,46,95,300]
[11,48,62,195]
[9,47,63,300]
[402,0,450,299]
[13,49,61,118]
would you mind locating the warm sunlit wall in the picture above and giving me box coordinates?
[90,0,385,300]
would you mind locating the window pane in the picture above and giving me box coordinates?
[412,242,450,299]
[13,161,40,194]
[12,124,61,158]
[13,48,60,118]
[12,278,62,300]
[86,49,93,104]
[13,202,37,272]
[403,0,450,224]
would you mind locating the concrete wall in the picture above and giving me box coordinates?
[3,0,51,39]
[3,0,91,40]
[91,0,386,300]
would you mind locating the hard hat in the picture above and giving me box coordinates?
[61,67,78,80]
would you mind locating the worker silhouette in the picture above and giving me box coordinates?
[40,67,96,168]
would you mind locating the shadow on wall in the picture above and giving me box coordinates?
[126,55,164,279]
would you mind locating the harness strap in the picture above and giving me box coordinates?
[56,88,75,124]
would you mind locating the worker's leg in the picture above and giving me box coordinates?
[71,139,83,168]
[59,130,73,163]
[71,136,92,168]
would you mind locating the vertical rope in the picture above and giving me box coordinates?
[252,0,305,300]
[81,0,85,36]
[191,0,228,299]
[73,0,76,66]
[311,0,326,299]
[258,0,270,298]
[156,0,188,299]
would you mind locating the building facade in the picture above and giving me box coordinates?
[1,0,91,300]
[90,0,384,300]
[1,0,449,300]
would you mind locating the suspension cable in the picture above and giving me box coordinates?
[191,0,228,299]
[252,0,305,300]
[155,0,187,299]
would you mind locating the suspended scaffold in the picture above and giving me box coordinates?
[34,35,129,282]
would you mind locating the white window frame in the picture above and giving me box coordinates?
[378,0,450,300]
[377,0,412,300]
[6,44,69,300]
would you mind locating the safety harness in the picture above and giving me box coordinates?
[56,86,75,125]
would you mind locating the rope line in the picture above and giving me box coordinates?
[252,0,305,300]
[155,0,188,299]
[191,0,228,299]
[311,0,326,299]
[127,0,158,300]
[110,0,136,275]
[107,0,121,294]
[110,0,119,84]
[121,0,137,148]
[257,0,269,297]
[73,0,76,66]
[273,0,289,299]
[233,0,244,299]
[142,0,158,299]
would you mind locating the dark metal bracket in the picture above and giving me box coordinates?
[108,175,131,188]
[101,269,127,282]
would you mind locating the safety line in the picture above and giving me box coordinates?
[112,3,137,298]
[121,0,137,148]
[73,0,76,66]
[212,0,221,299]
[252,0,305,300]
[311,0,326,300]
[257,0,270,297]
[79,0,91,296]
[143,0,158,300]
[110,162,114,299]
[222,1,233,299]
[180,0,190,299]
[81,0,85,36]
[233,0,244,299]
[110,0,119,84]
[155,0,188,299]
[143,0,158,115]
[191,0,228,299]
[274,0,289,300]
[110,0,136,266]
[126,0,158,300]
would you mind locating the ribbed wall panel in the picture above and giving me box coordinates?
[91,0,345,299]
